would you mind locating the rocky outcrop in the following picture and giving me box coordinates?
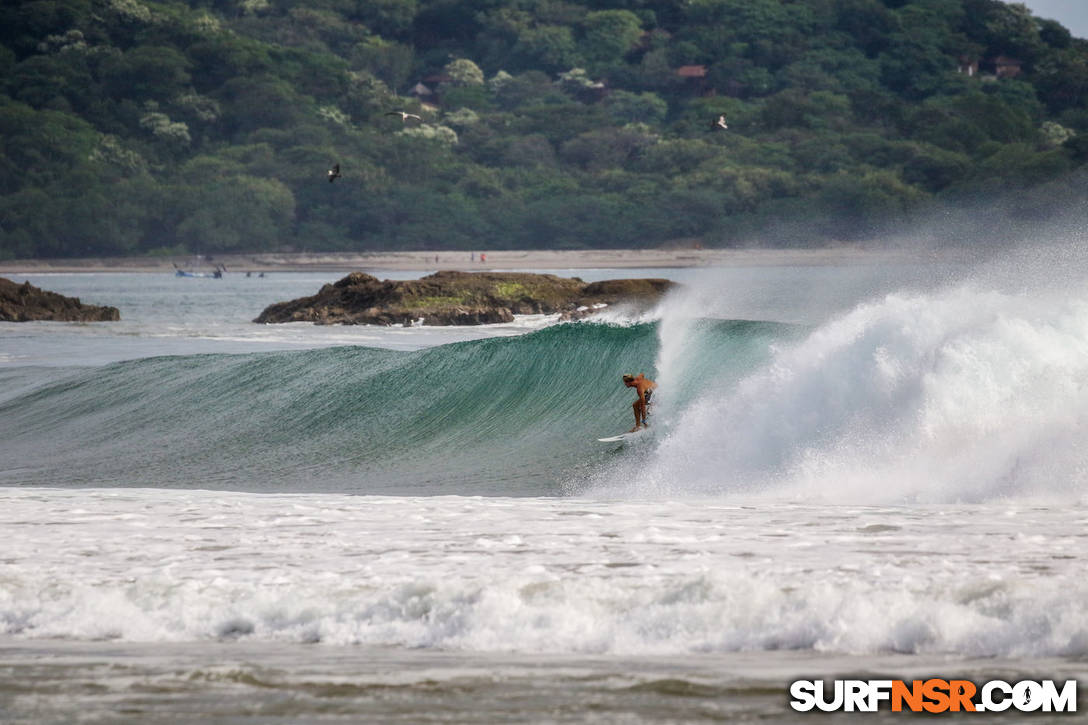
[254,271,673,326]
[0,277,120,322]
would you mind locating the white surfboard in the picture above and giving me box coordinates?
[597,429,648,442]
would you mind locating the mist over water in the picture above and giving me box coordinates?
[594,244,1088,504]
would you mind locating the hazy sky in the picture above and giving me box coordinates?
[1020,1,1088,39]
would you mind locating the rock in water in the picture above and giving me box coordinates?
[253,271,673,326]
[0,277,120,322]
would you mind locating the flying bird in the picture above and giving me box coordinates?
[386,110,423,123]
[328,163,341,182]
[711,115,728,131]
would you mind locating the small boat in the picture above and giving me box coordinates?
[174,263,224,278]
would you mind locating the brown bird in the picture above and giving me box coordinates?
[710,114,728,131]
[327,163,341,182]
[385,110,423,123]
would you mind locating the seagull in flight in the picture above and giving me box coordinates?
[386,110,423,123]
[327,163,341,182]
[711,115,728,131]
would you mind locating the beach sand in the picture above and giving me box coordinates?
[0,247,934,275]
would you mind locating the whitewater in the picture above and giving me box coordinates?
[1,260,1086,723]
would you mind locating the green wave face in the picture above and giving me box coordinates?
[0,321,792,495]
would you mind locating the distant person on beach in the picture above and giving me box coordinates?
[622,373,656,432]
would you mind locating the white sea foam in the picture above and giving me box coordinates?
[1,489,1085,657]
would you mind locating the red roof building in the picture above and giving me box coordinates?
[676,65,708,78]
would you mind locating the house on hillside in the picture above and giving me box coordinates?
[676,65,707,80]
[957,55,979,76]
[408,82,433,100]
[676,64,711,94]
[994,55,1022,79]
[407,82,439,110]
[423,73,454,87]
[956,55,1022,81]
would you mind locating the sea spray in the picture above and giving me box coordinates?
[614,284,1088,503]
[651,280,712,419]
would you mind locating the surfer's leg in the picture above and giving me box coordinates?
[631,400,642,432]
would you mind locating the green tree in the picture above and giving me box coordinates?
[351,37,413,90]
[818,169,926,237]
[101,46,191,103]
[8,54,95,110]
[443,58,485,85]
[1034,48,1088,113]
[968,143,1073,190]
[219,76,305,135]
[900,144,971,191]
[176,175,296,252]
[511,26,580,73]
[492,70,566,110]
[560,126,657,172]
[603,90,667,125]
[982,1,1043,60]
[579,10,642,69]
[0,0,94,55]
[833,0,896,57]
[0,101,99,190]
[353,0,418,38]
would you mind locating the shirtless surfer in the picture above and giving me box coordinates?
[622,373,656,432]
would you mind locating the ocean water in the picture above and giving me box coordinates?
[1,261,1087,722]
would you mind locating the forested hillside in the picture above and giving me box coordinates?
[3,0,1088,258]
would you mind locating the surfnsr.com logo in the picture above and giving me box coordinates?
[789,679,1078,713]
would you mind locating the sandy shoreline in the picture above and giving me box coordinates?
[0,247,941,275]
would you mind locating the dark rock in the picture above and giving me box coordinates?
[559,278,675,321]
[0,277,120,322]
[254,270,673,326]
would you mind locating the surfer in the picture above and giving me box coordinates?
[622,373,656,432]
